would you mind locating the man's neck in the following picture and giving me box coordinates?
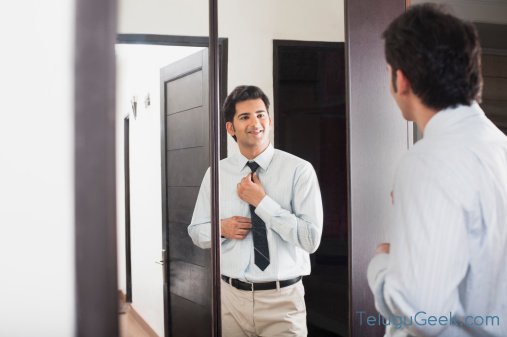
[415,109,437,135]
[410,98,438,135]
[239,142,270,160]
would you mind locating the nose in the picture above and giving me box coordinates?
[249,116,262,128]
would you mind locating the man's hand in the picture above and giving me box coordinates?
[221,216,252,240]
[237,173,266,207]
[375,243,390,255]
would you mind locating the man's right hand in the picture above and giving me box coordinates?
[221,216,252,240]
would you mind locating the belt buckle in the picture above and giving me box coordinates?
[245,280,254,291]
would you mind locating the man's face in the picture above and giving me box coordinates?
[226,98,272,151]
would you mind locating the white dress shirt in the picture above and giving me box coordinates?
[188,144,323,282]
[368,102,507,336]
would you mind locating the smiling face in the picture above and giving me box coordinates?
[226,98,272,157]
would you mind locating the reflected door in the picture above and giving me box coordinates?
[160,49,211,337]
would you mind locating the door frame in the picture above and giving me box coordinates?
[124,116,133,302]
[345,0,408,336]
[116,33,228,337]
[75,0,119,335]
[76,1,413,335]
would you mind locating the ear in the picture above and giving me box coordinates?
[226,121,235,137]
[396,69,411,95]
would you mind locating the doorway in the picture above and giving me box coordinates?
[116,35,228,337]
[117,42,206,337]
[274,40,348,337]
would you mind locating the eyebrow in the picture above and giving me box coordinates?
[237,110,266,118]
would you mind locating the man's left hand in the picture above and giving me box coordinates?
[237,173,266,207]
[375,243,390,255]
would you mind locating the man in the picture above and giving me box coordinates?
[188,85,323,336]
[368,4,507,337]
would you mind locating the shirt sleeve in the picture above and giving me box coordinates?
[254,161,324,253]
[188,168,213,249]
[367,154,470,336]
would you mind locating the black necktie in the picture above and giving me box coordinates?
[246,161,270,271]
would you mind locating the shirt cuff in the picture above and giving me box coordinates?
[367,253,393,318]
[367,253,389,291]
[254,195,280,228]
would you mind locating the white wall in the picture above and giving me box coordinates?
[116,45,204,336]
[119,0,345,155]
[0,1,75,337]
[116,1,344,334]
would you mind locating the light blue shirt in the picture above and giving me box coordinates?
[188,144,323,282]
[368,102,507,336]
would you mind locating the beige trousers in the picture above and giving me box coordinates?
[221,279,307,337]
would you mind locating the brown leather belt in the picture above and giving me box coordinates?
[221,275,302,291]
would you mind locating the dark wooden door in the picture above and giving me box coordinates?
[160,49,211,337]
[274,40,348,337]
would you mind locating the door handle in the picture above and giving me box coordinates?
[155,249,167,265]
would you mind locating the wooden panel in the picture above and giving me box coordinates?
[346,0,408,336]
[483,77,507,101]
[169,261,211,307]
[166,107,208,150]
[168,221,209,267]
[166,70,203,114]
[167,147,209,187]
[482,54,507,78]
[170,295,211,337]
[482,99,507,133]
[168,187,200,224]
[476,22,507,50]
[482,99,507,116]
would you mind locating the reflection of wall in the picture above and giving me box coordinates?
[1,0,75,336]
[118,0,345,155]
[116,45,204,336]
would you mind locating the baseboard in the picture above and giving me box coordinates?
[118,290,159,337]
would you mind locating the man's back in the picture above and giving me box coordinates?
[386,103,507,336]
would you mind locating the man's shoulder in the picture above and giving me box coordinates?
[272,148,311,167]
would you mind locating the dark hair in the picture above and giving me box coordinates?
[383,3,482,110]
[223,85,270,123]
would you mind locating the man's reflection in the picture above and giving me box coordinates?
[188,85,323,336]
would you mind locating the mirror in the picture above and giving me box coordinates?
[115,1,215,336]
[115,0,349,336]
[217,1,348,337]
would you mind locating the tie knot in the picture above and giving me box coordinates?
[246,161,260,173]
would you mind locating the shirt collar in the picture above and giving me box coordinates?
[423,101,485,139]
[235,143,275,172]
